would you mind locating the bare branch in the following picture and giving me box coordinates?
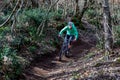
[0,0,20,27]
[0,0,11,12]
[11,0,24,36]
[37,0,60,36]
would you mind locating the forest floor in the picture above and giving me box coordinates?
[23,22,120,80]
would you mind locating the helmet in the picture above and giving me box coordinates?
[68,22,73,26]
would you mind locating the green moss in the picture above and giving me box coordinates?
[0,27,10,34]
[28,45,37,53]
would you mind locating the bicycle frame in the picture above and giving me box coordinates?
[59,36,70,60]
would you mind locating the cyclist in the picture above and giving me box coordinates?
[58,22,78,57]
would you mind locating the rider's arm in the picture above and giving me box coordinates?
[59,26,68,36]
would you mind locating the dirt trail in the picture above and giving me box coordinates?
[22,22,99,80]
[23,22,120,80]
[23,37,97,80]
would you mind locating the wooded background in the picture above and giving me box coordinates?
[0,0,120,79]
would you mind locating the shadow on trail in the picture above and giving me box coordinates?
[23,38,97,80]
[31,52,58,70]
[71,38,96,60]
[30,38,96,71]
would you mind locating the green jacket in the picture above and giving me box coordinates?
[59,23,78,39]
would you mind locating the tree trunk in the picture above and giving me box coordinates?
[79,0,88,20]
[31,0,39,8]
[103,0,113,52]
[75,0,79,16]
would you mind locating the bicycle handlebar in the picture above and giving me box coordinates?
[58,35,65,40]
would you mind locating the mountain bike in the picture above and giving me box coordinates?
[58,36,72,61]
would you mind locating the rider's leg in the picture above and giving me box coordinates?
[64,35,70,57]
[66,35,75,57]
[68,35,75,50]
[64,36,71,57]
